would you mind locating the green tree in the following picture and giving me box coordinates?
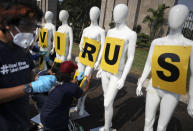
[59,0,101,42]
[143,4,169,41]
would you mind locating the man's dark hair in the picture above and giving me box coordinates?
[0,0,43,32]
[51,63,72,83]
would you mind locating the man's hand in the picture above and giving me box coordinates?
[31,75,56,93]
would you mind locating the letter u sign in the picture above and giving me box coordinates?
[100,37,125,74]
[152,45,192,95]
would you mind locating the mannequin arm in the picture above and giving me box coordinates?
[67,27,73,60]
[188,48,193,118]
[51,26,56,53]
[79,30,85,52]
[117,32,137,89]
[136,42,155,96]
[94,30,105,69]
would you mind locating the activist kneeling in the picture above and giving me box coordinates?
[40,61,91,131]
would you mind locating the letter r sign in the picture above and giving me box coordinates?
[152,45,192,94]
[79,37,101,68]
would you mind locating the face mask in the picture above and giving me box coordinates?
[9,27,35,49]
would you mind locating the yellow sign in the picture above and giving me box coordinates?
[54,58,62,63]
[39,28,48,47]
[100,37,125,74]
[79,37,101,68]
[54,32,66,56]
[39,55,45,70]
[152,45,192,95]
[73,70,87,88]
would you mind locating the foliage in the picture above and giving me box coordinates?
[133,25,142,34]
[59,0,101,42]
[182,27,193,40]
[109,20,115,29]
[136,33,151,48]
[143,4,169,41]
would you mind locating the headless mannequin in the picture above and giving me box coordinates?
[76,6,105,116]
[51,10,73,62]
[40,11,56,69]
[96,4,137,131]
[136,5,193,131]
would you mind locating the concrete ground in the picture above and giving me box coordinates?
[75,73,193,131]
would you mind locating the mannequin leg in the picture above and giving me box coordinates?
[101,72,110,97]
[78,67,93,115]
[76,62,85,114]
[157,93,179,131]
[144,90,161,131]
[103,76,119,131]
[99,73,110,131]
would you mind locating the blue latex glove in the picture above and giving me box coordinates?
[39,51,47,55]
[77,72,85,81]
[32,75,56,93]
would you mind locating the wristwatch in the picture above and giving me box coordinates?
[24,84,33,94]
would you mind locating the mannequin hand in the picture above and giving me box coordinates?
[96,69,102,79]
[50,49,54,55]
[75,57,79,63]
[94,61,100,70]
[67,55,71,60]
[187,98,193,118]
[116,79,125,90]
[32,75,56,93]
[77,72,85,81]
[79,45,83,52]
[136,84,143,96]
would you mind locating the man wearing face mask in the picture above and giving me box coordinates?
[0,0,57,131]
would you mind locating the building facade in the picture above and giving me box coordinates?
[37,0,58,25]
[99,0,176,34]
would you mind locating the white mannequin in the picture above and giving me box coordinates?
[136,5,193,131]
[40,11,56,69]
[96,4,137,131]
[51,10,73,62]
[76,6,105,116]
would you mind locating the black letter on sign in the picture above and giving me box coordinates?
[40,32,46,43]
[105,43,120,65]
[156,53,180,82]
[81,42,96,62]
[57,36,60,50]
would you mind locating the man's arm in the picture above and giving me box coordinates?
[0,75,56,104]
[0,84,30,104]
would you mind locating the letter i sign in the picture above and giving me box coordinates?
[152,45,192,94]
